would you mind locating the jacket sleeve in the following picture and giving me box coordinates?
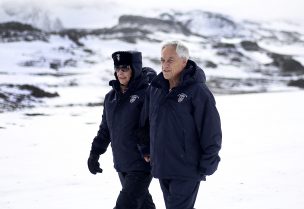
[136,87,151,156]
[193,86,222,176]
[91,100,111,155]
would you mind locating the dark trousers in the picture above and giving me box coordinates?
[159,179,200,209]
[114,171,156,209]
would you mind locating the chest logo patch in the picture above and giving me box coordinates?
[177,93,187,103]
[130,95,139,103]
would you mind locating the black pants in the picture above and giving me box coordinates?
[114,171,156,209]
[159,179,200,209]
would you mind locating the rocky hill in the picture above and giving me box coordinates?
[1,10,304,112]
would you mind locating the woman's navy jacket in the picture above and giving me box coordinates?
[91,63,155,173]
[141,60,222,180]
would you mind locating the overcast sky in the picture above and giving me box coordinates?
[0,0,303,23]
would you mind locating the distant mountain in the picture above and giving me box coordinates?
[0,2,64,32]
[1,10,304,112]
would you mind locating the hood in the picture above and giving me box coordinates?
[180,59,206,84]
[142,67,157,84]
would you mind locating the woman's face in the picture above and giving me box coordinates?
[115,65,132,86]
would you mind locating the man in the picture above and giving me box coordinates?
[140,41,222,209]
[87,51,156,209]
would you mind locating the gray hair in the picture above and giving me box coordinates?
[161,40,190,60]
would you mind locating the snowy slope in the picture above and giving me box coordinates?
[1,91,304,209]
[1,10,304,111]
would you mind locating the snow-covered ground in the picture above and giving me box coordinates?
[1,90,304,209]
[1,0,304,208]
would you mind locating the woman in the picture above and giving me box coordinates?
[87,51,156,209]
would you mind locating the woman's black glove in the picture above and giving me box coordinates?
[87,152,103,175]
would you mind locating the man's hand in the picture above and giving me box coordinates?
[143,155,150,162]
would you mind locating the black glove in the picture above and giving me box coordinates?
[87,152,103,175]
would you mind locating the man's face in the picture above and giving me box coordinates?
[161,46,187,82]
[115,65,132,86]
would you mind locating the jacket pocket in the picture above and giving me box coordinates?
[183,130,200,167]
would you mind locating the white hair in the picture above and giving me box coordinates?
[161,40,190,60]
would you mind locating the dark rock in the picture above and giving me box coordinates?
[281,59,304,74]
[91,27,154,43]
[90,27,146,36]
[0,21,48,42]
[53,14,190,44]
[24,113,50,116]
[57,29,86,46]
[63,59,77,67]
[216,48,244,60]
[49,60,61,70]
[84,60,96,65]
[87,102,103,107]
[0,96,34,112]
[118,15,191,35]
[276,30,302,43]
[68,80,78,87]
[83,48,94,54]
[213,42,235,49]
[21,59,43,67]
[206,77,271,94]
[288,79,304,88]
[120,36,137,44]
[202,11,239,32]
[21,58,77,69]
[205,61,217,68]
[18,85,59,98]
[0,92,8,100]
[240,41,260,51]
[269,53,304,75]
[34,72,76,77]
[1,84,60,112]
[0,21,40,32]
[231,57,242,62]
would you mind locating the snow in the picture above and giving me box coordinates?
[259,42,304,57]
[1,0,304,208]
[1,91,304,209]
[241,51,273,65]
[1,0,304,30]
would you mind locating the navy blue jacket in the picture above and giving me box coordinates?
[141,60,222,180]
[91,65,155,173]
